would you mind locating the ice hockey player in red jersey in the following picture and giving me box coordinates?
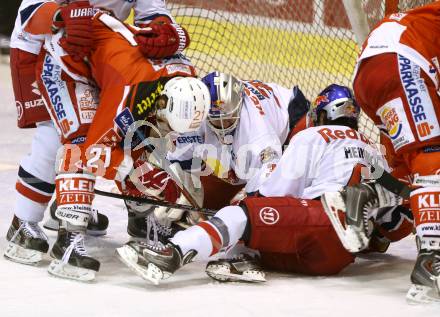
[4,0,192,268]
[115,84,413,284]
[33,9,207,281]
[321,2,440,303]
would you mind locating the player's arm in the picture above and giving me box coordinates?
[242,134,284,193]
[26,1,94,61]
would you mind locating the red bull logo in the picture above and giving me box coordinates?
[314,95,329,106]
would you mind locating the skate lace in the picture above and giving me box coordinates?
[433,255,440,274]
[62,232,88,263]
[90,208,98,224]
[145,214,172,248]
[11,220,48,242]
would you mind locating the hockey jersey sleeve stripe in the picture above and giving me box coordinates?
[20,2,45,26]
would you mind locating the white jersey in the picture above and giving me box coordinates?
[258,125,387,199]
[168,80,293,193]
[10,0,172,54]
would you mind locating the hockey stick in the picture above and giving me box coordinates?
[375,169,411,199]
[94,189,217,216]
[130,125,203,209]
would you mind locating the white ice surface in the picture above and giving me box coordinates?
[0,63,439,316]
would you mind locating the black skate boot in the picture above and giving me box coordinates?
[44,201,108,236]
[4,215,49,265]
[206,253,266,282]
[321,183,380,252]
[406,249,440,304]
[117,241,196,285]
[48,228,100,282]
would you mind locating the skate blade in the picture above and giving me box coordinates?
[206,264,266,283]
[115,245,163,285]
[48,259,96,282]
[406,284,440,304]
[321,192,367,253]
[3,242,44,266]
[85,229,107,237]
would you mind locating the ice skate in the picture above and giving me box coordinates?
[205,253,266,283]
[44,201,109,236]
[127,211,175,243]
[4,215,49,265]
[118,241,196,285]
[406,249,440,304]
[48,228,100,282]
[321,183,376,252]
[116,240,164,284]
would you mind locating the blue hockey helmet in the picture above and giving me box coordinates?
[310,84,360,124]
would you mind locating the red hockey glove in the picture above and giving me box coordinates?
[52,1,94,61]
[134,23,190,59]
[124,161,181,203]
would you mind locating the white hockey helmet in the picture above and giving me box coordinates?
[201,71,244,143]
[158,77,210,133]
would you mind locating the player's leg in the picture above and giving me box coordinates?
[36,52,101,280]
[4,48,55,265]
[118,196,355,284]
[4,121,59,265]
[405,150,440,303]
[116,204,248,284]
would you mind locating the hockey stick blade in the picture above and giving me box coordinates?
[94,189,216,216]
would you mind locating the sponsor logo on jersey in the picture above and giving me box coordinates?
[377,98,414,150]
[379,106,402,140]
[114,108,135,135]
[259,207,280,225]
[23,98,45,109]
[317,127,371,145]
[71,135,86,145]
[176,135,203,144]
[135,81,164,116]
[398,54,440,141]
[77,85,98,124]
[165,64,192,76]
[40,54,79,137]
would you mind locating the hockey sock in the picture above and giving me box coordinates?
[410,187,440,250]
[55,173,95,230]
[171,205,248,261]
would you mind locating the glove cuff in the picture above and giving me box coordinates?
[173,24,190,54]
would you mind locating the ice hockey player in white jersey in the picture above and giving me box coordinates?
[124,71,310,248]
[167,71,310,193]
[117,84,414,284]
